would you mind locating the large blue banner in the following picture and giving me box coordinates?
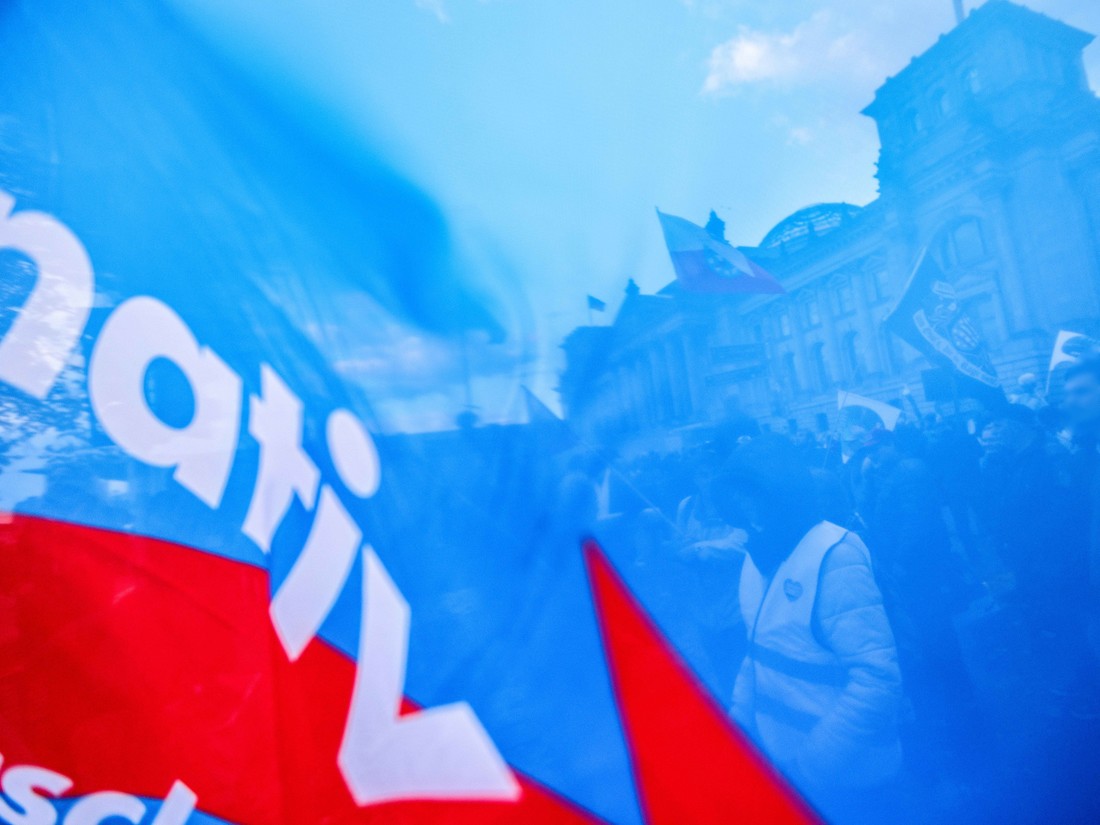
[2,1,1100,823]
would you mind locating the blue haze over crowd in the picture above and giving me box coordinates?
[171,0,1100,430]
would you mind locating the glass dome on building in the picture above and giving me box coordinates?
[759,202,862,249]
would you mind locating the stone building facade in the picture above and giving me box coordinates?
[560,0,1100,451]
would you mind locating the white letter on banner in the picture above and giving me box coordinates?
[63,792,145,825]
[269,486,361,660]
[269,408,379,660]
[88,296,242,508]
[0,191,94,399]
[337,548,519,806]
[326,409,381,499]
[149,781,198,825]
[242,364,320,552]
[0,758,73,825]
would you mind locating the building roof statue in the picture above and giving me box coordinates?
[704,210,727,242]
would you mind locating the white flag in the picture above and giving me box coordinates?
[1048,329,1089,375]
[837,390,902,431]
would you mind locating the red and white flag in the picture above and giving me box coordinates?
[657,210,785,294]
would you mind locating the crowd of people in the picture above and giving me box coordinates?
[564,358,1100,824]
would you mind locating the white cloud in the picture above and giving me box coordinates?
[414,0,504,23]
[702,10,888,94]
[415,0,450,22]
[679,0,739,18]
[697,1,1100,98]
[332,325,534,400]
[786,126,814,145]
[703,24,801,89]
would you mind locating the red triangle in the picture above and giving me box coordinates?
[583,539,818,825]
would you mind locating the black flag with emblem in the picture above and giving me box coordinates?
[885,247,1006,409]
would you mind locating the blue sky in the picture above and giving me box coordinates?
[175,0,1100,428]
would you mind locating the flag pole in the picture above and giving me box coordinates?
[460,331,473,411]
[825,389,851,469]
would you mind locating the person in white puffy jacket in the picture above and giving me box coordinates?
[712,439,903,822]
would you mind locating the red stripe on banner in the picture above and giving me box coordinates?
[0,514,595,824]
[583,539,818,825]
[670,251,785,295]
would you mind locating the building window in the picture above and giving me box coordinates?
[882,330,901,373]
[835,283,856,316]
[843,331,865,383]
[778,311,792,337]
[805,298,821,327]
[782,351,800,393]
[719,306,735,334]
[902,108,924,136]
[932,89,952,117]
[811,342,830,391]
[947,218,986,266]
[868,270,888,303]
[965,67,982,94]
[955,219,986,263]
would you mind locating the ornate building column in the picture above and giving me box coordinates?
[979,181,1034,333]
[819,281,844,388]
[852,269,884,377]
[789,297,813,398]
